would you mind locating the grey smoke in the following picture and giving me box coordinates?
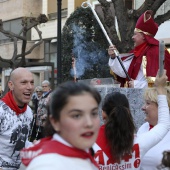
[70,23,106,78]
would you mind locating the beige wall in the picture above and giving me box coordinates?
[0,41,44,59]
[23,0,42,17]
[31,18,67,40]
[48,0,68,14]
[67,0,84,16]
[75,0,84,8]
[0,0,42,21]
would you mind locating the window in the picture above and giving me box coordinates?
[0,18,31,42]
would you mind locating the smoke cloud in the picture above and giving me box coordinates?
[70,23,106,78]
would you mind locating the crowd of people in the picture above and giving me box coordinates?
[93,70,170,170]
[16,69,170,170]
[0,9,170,170]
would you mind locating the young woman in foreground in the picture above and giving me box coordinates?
[21,81,101,170]
[93,70,170,170]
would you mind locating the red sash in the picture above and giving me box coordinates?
[128,42,150,80]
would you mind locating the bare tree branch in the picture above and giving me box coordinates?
[0,14,48,69]
[0,20,26,41]
[155,10,170,25]
[15,25,43,60]
[98,0,120,46]
[112,0,129,42]
[136,0,155,16]
[0,56,13,66]
[151,0,167,14]
[96,0,170,53]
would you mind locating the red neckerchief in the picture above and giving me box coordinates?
[133,42,148,57]
[1,91,27,115]
[115,38,170,84]
[149,124,153,130]
[127,42,150,80]
[114,43,150,87]
[21,136,98,168]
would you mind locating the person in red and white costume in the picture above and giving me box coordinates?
[137,84,170,170]
[108,10,170,88]
[93,69,170,170]
[21,81,101,170]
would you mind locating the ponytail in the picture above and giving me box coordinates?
[105,105,135,162]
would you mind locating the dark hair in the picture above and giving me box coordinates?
[44,81,101,136]
[103,92,136,162]
[157,151,170,169]
[102,92,130,115]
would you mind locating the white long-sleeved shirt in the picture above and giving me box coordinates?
[108,55,148,88]
[93,95,170,170]
[137,122,170,170]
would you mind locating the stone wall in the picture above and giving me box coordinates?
[94,86,145,131]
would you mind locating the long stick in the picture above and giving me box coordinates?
[81,1,131,81]
[159,40,165,77]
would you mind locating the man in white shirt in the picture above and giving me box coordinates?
[108,10,170,88]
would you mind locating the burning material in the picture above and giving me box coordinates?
[72,57,77,82]
[70,22,109,79]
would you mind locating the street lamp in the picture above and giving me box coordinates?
[57,0,62,85]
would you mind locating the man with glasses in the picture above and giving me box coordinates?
[29,86,43,141]
[36,80,52,139]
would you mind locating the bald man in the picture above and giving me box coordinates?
[0,67,34,170]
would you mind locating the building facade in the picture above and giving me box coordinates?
[0,0,169,89]
[0,0,85,89]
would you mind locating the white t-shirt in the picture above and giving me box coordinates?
[0,101,33,170]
